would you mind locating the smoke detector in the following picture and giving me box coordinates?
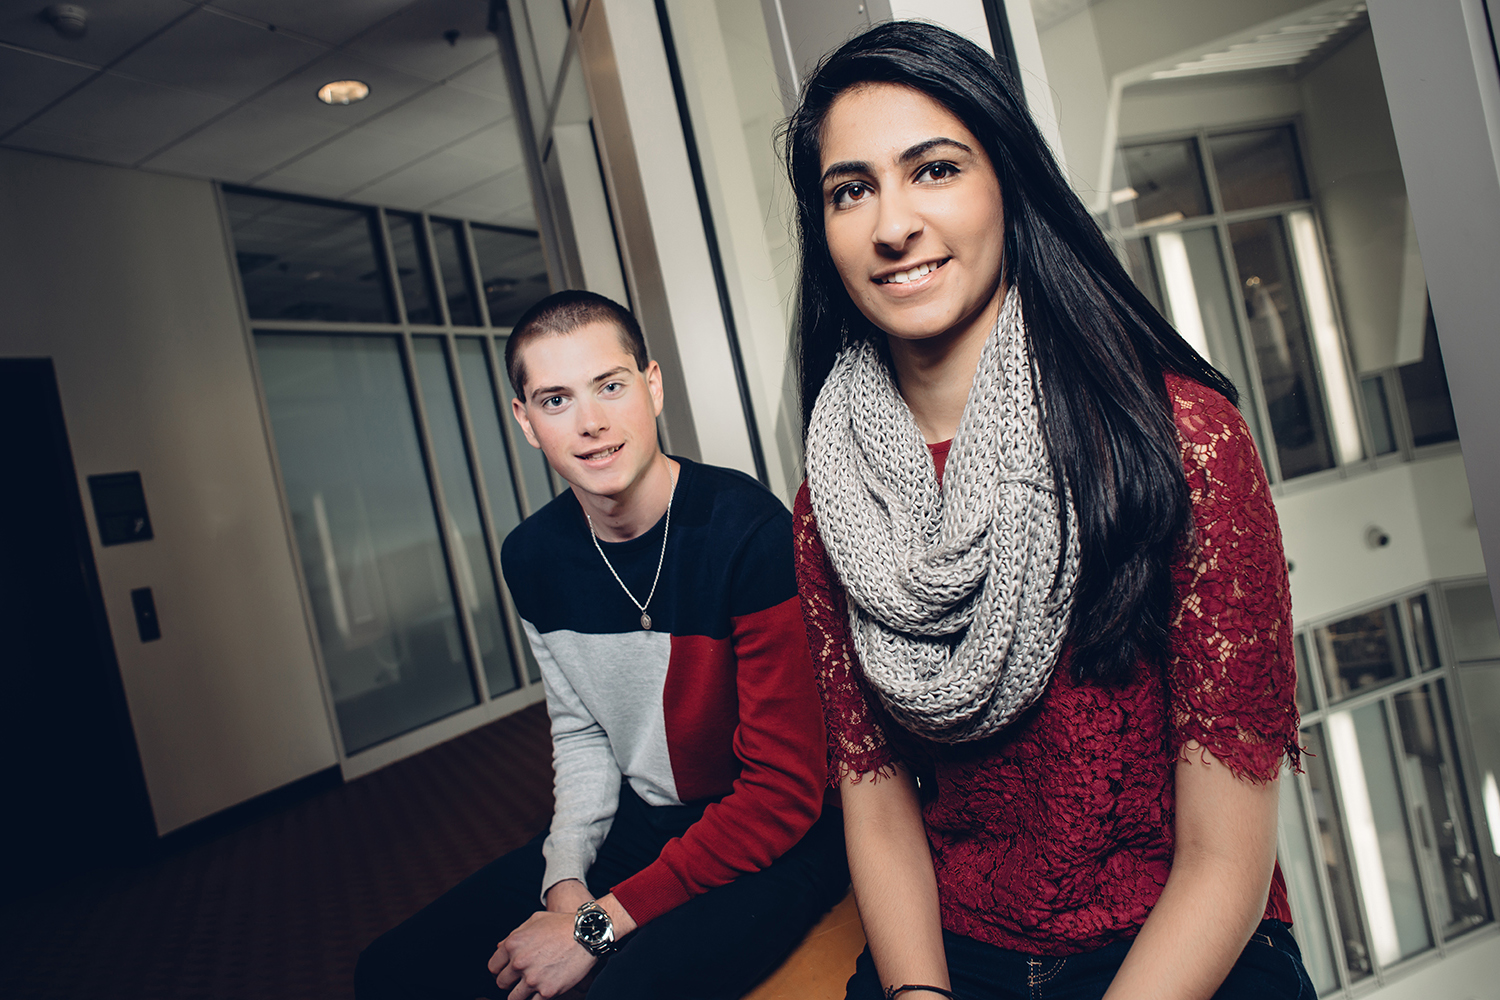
[40,4,88,39]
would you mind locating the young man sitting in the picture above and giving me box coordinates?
[355,290,847,1000]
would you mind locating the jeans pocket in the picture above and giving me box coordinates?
[1213,926,1310,1000]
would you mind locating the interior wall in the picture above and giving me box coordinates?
[1275,453,1487,623]
[0,147,336,835]
[1300,28,1427,372]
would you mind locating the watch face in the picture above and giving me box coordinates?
[577,908,610,943]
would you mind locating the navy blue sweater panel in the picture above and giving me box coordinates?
[500,458,795,639]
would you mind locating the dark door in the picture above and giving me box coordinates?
[0,358,155,901]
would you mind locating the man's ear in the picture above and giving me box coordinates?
[511,397,542,449]
[646,360,664,418]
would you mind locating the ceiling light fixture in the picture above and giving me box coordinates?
[318,80,370,106]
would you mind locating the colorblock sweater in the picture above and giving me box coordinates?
[500,457,827,927]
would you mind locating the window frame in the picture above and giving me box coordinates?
[220,184,556,776]
[1288,581,1500,994]
[1108,117,1377,489]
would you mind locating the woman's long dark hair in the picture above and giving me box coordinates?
[785,21,1238,685]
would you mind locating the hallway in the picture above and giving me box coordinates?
[0,704,553,1000]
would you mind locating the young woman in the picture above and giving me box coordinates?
[786,22,1312,1000]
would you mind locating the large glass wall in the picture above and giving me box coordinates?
[1028,1,1497,994]
[658,0,802,497]
[226,187,554,757]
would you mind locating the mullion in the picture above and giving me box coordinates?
[399,331,491,704]
[442,333,523,697]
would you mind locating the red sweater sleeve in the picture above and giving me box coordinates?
[1166,375,1302,781]
[793,483,899,785]
[610,531,828,925]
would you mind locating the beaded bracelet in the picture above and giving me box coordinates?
[884,986,958,1000]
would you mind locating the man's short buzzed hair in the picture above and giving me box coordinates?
[505,290,649,398]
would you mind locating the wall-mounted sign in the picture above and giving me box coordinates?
[87,471,153,546]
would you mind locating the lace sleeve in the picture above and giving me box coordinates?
[793,483,898,785]
[1167,379,1302,782]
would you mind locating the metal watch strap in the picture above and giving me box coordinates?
[573,899,617,956]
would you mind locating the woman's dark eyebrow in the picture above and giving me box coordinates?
[899,137,972,163]
[821,138,974,187]
[820,160,871,186]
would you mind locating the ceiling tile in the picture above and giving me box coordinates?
[112,7,328,103]
[3,122,146,166]
[446,54,508,100]
[0,0,195,67]
[346,0,497,82]
[0,47,97,134]
[250,52,431,127]
[351,149,506,209]
[442,120,525,174]
[421,166,535,221]
[257,127,434,194]
[141,101,345,181]
[358,84,511,149]
[20,70,234,162]
[208,0,415,46]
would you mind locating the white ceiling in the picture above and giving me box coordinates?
[0,0,536,228]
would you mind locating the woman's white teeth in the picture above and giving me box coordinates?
[887,262,936,284]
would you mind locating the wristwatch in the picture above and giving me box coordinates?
[573,899,617,956]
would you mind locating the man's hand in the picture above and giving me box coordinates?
[488,910,596,1000]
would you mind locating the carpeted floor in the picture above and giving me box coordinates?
[0,703,556,1000]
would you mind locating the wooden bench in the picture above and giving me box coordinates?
[743,890,865,1000]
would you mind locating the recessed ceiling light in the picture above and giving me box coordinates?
[318,80,370,106]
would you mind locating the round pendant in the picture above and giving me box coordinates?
[640,612,652,630]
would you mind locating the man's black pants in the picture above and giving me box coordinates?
[355,782,849,1000]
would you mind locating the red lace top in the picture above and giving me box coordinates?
[793,374,1301,955]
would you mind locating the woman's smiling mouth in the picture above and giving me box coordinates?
[875,258,950,285]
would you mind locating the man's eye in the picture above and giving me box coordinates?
[602,381,624,394]
[542,395,565,409]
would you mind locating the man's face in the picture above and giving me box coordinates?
[510,321,663,503]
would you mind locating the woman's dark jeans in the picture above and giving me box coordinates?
[847,919,1315,1000]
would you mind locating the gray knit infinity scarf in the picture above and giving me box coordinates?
[806,288,1078,743]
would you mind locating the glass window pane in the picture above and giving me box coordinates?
[496,334,558,515]
[255,333,476,753]
[1444,582,1500,663]
[470,224,551,327]
[1279,773,1341,995]
[433,219,480,326]
[1457,664,1500,872]
[412,337,520,699]
[1208,126,1310,212]
[1315,604,1410,703]
[1407,593,1441,673]
[454,338,524,540]
[1123,236,1164,314]
[1398,305,1460,447]
[1295,632,1317,715]
[453,337,538,686]
[1361,374,1398,456]
[1333,703,1434,964]
[1393,682,1491,938]
[1304,723,1374,982]
[386,212,439,325]
[1229,216,1336,478]
[1170,226,1267,451]
[226,190,393,324]
[1114,139,1212,228]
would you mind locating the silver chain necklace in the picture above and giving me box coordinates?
[584,466,677,630]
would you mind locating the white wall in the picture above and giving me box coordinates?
[1354,931,1500,1000]
[1277,453,1487,624]
[1300,29,1427,373]
[0,147,335,835]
